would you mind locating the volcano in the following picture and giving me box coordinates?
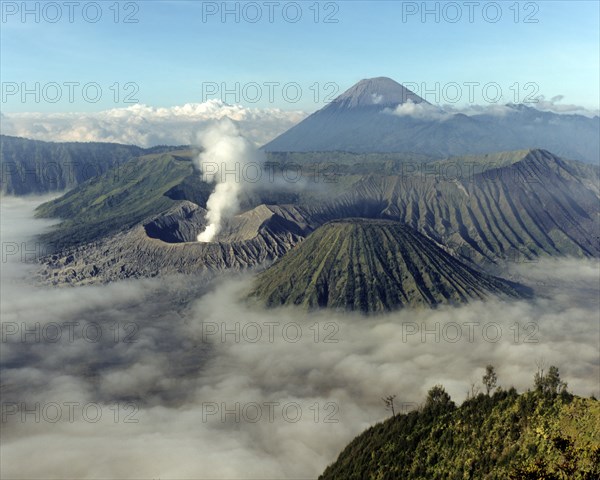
[263,77,599,164]
[247,219,529,313]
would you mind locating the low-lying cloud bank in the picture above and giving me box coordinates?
[1,197,598,479]
[0,101,307,148]
[533,95,600,116]
[386,98,600,120]
[3,96,597,150]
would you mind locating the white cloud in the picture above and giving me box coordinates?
[371,93,383,104]
[444,103,515,117]
[529,95,600,117]
[384,99,449,120]
[1,197,598,479]
[384,97,599,121]
[0,101,307,147]
[385,102,524,120]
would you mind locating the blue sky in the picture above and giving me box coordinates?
[1,0,599,112]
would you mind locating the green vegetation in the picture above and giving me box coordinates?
[534,364,569,397]
[320,367,600,480]
[0,134,183,195]
[35,152,200,248]
[483,365,498,395]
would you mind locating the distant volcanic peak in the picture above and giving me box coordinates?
[445,149,563,174]
[330,76,428,109]
[248,219,527,313]
[507,149,570,173]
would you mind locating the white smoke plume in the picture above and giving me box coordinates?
[195,119,265,242]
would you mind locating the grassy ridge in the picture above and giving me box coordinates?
[320,390,600,480]
[35,153,195,248]
[0,134,186,195]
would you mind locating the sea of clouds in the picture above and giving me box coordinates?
[2,96,597,151]
[386,97,600,121]
[0,101,307,148]
[1,196,598,479]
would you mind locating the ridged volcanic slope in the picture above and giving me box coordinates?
[247,219,527,312]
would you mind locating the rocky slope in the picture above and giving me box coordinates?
[246,219,528,312]
[329,149,600,263]
[35,149,599,286]
[38,202,310,285]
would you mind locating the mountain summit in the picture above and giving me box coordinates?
[263,76,430,152]
[263,77,599,163]
[326,76,427,110]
